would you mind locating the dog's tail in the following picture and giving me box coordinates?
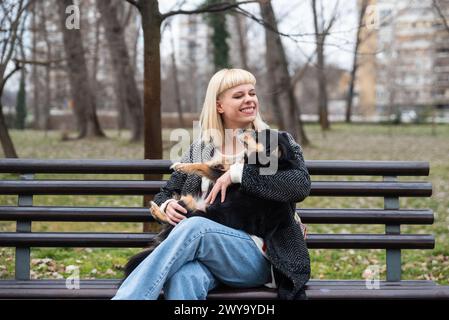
[122,225,173,282]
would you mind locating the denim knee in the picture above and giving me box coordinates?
[164,262,216,300]
[175,216,215,234]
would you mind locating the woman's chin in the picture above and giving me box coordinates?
[239,118,256,127]
[240,114,257,121]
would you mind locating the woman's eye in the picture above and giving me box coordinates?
[233,93,255,98]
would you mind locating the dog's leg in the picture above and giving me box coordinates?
[180,194,207,213]
[149,201,170,224]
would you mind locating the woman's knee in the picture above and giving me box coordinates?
[175,216,216,233]
[164,262,216,299]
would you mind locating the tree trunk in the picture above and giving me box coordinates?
[139,0,162,159]
[169,26,185,127]
[97,0,143,142]
[139,0,163,232]
[259,0,309,145]
[57,0,105,139]
[0,101,18,158]
[233,11,249,70]
[186,15,199,113]
[346,0,369,123]
[31,1,40,130]
[41,4,51,132]
[312,0,330,131]
[92,5,101,111]
[316,39,330,130]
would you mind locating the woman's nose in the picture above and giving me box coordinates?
[244,94,256,103]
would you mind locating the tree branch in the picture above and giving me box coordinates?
[323,0,340,36]
[13,57,65,66]
[160,0,258,21]
[124,0,139,10]
[0,61,21,95]
[433,0,449,33]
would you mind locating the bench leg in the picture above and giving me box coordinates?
[15,174,33,281]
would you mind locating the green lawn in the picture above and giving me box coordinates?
[0,124,448,284]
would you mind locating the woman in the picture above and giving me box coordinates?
[112,68,311,300]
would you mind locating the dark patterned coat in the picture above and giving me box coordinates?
[153,130,311,300]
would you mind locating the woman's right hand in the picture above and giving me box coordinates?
[165,200,188,226]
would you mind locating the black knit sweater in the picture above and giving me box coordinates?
[153,130,312,300]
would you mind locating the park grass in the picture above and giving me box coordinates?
[0,123,448,284]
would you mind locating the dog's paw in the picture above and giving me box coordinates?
[170,162,182,171]
[170,162,192,174]
[149,201,170,224]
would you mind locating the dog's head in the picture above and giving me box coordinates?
[238,129,299,170]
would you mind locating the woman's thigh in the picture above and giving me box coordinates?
[173,217,271,287]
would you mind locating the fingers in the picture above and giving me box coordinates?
[205,185,218,204]
[205,184,223,204]
[166,210,184,225]
[173,202,187,214]
[165,202,187,225]
[221,185,226,203]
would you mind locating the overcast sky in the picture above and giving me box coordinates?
[4,0,358,93]
[158,0,358,70]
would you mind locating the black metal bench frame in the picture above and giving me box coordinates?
[0,159,448,299]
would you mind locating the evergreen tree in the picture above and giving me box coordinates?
[15,76,27,130]
[204,0,231,70]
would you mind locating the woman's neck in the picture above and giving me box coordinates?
[221,127,248,156]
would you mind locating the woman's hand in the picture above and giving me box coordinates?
[205,170,232,204]
[165,200,188,226]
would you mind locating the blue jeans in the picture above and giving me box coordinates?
[112,216,272,300]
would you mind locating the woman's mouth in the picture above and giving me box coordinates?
[239,106,256,115]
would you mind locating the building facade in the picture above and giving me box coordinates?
[356,0,449,118]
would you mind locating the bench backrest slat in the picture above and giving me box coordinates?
[0,180,432,197]
[0,159,430,176]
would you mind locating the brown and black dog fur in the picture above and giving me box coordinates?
[123,129,302,279]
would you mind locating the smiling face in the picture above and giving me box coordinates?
[216,83,258,130]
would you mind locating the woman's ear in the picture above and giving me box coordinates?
[216,101,224,114]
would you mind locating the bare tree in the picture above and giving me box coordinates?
[122,0,258,160]
[233,7,249,70]
[311,0,339,130]
[57,0,105,139]
[30,1,40,130]
[259,0,309,145]
[0,0,33,158]
[97,0,143,142]
[433,0,449,33]
[167,23,185,127]
[345,0,369,123]
[40,2,52,132]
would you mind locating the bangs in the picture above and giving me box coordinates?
[218,69,256,95]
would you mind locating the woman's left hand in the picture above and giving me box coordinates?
[205,170,232,204]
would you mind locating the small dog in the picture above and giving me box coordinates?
[123,129,305,279]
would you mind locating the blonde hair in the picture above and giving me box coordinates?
[199,68,269,147]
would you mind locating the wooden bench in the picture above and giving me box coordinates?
[0,159,448,299]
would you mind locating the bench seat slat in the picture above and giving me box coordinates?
[0,207,434,224]
[0,279,437,288]
[0,180,433,197]
[0,233,435,249]
[0,280,448,300]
